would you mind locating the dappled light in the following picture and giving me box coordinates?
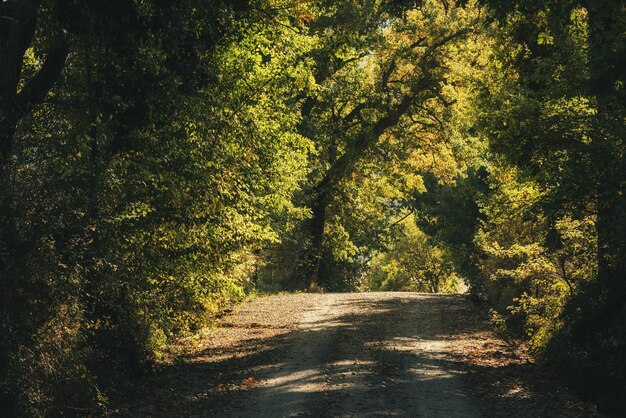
[1,0,624,415]
[121,294,593,417]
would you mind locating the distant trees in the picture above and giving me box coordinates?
[366,214,461,293]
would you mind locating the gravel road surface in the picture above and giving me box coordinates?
[120,293,598,417]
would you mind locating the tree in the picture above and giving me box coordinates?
[471,0,626,411]
[294,0,481,287]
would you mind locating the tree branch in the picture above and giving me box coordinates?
[387,209,415,229]
[16,40,69,118]
[381,60,396,90]
[342,102,367,126]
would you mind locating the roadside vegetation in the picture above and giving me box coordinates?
[1,0,624,415]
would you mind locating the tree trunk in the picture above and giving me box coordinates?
[0,0,68,317]
[587,0,626,297]
[301,186,329,287]
[300,92,419,286]
[0,0,39,167]
[0,3,33,273]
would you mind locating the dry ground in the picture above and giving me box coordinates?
[116,292,599,417]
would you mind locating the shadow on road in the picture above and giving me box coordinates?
[118,294,592,417]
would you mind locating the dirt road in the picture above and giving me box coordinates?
[120,293,598,417]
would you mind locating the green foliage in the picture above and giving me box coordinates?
[465,0,626,412]
[1,0,624,414]
[366,215,461,293]
[472,165,598,346]
[1,1,312,414]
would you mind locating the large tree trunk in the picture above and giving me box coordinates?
[587,0,626,296]
[300,92,419,286]
[301,186,329,287]
[0,0,39,168]
[0,2,37,280]
[563,6,626,395]
[0,0,68,332]
[1,0,68,171]
[0,0,68,228]
[0,7,39,410]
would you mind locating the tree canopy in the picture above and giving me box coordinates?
[1,0,624,415]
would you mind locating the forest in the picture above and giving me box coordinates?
[0,0,624,416]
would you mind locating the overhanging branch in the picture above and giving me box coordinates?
[16,40,69,118]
